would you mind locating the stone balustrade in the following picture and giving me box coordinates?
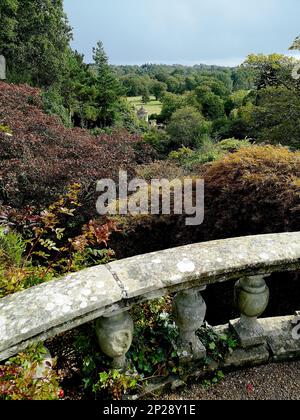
[0,232,300,368]
[0,55,6,80]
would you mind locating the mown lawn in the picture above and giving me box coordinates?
[127,95,162,116]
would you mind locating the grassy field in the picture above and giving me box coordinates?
[127,96,162,116]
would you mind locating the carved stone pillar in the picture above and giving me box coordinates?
[173,287,207,363]
[230,275,269,348]
[96,311,133,370]
[0,55,6,80]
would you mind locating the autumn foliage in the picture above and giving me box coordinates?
[1,81,299,255]
[0,82,152,211]
[202,145,300,238]
[108,145,300,258]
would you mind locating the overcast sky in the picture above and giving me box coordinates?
[64,0,300,66]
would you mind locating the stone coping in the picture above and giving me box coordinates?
[0,232,300,361]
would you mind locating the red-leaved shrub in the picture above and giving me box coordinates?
[0,82,153,214]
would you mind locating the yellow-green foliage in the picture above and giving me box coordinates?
[0,124,12,135]
[168,146,194,162]
[0,228,25,268]
[168,138,252,170]
[137,160,186,180]
[218,138,252,153]
[205,145,300,186]
[0,227,53,298]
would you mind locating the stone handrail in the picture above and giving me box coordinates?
[0,232,300,364]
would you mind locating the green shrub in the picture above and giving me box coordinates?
[0,344,60,400]
[143,127,171,157]
[168,146,194,163]
[169,137,224,169]
[0,227,25,268]
[0,227,52,298]
[166,106,211,150]
[42,88,71,127]
[0,185,117,298]
[92,370,141,400]
[218,138,252,153]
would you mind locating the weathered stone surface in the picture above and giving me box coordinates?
[212,324,270,368]
[231,275,270,347]
[234,276,270,319]
[261,316,300,361]
[224,345,269,368]
[96,312,134,369]
[1,232,300,361]
[108,233,300,299]
[0,266,122,361]
[173,288,207,362]
[230,318,266,348]
[216,316,300,366]
[0,56,5,80]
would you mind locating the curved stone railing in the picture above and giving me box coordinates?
[0,232,300,366]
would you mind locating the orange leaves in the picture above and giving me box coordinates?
[22,184,119,273]
[202,145,300,239]
[72,219,119,253]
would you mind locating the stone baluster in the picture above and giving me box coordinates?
[230,275,270,348]
[95,310,133,370]
[0,55,6,80]
[173,287,207,363]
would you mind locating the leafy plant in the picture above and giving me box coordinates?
[218,138,251,153]
[197,325,238,364]
[73,298,179,400]
[195,326,237,389]
[0,227,25,268]
[0,227,54,298]
[24,184,117,273]
[0,344,61,400]
[0,184,117,298]
[128,298,179,376]
[73,324,111,392]
[169,138,224,169]
[202,370,225,389]
[93,370,141,400]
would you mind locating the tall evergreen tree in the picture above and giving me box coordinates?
[0,0,18,55]
[290,36,300,51]
[92,41,122,126]
[2,0,72,87]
